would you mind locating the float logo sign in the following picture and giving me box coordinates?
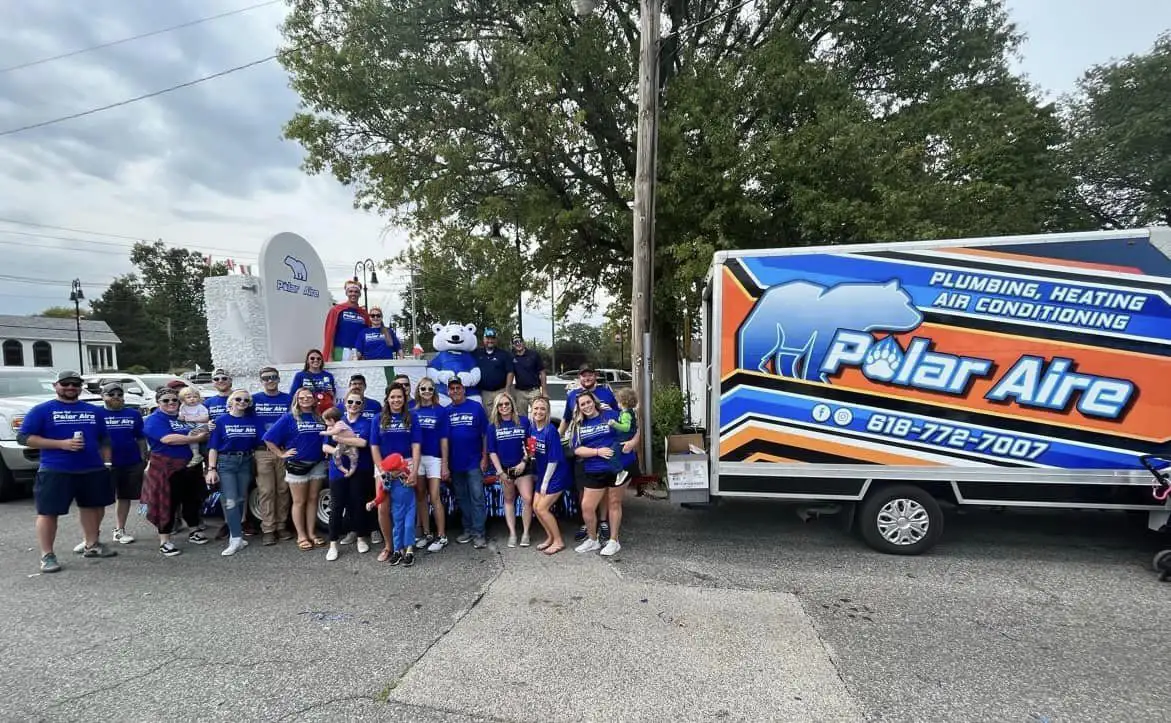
[276,255,320,298]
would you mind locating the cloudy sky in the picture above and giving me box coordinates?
[0,0,1168,342]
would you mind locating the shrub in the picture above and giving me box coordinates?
[649,384,686,473]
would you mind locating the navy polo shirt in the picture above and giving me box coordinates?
[511,350,544,390]
[475,347,513,391]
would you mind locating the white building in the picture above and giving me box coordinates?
[0,315,121,373]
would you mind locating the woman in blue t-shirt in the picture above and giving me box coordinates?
[527,396,568,555]
[370,385,422,566]
[487,392,532,549]
[206,389,263,557]
[141,387,212,557]
[410,380,449,552]
[569,390,622,556]
[262,387,328,550]
[322,390,373,562]
[288,349,337,398]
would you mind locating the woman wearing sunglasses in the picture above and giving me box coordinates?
[410,380,449,553]
[141,387,213,557]
[488,392,533,548]
[370,384,422,566]
[288,349,337,398]
[322,391,374,561]
[206,390,264,556]
[262,388,329,550]
[355,306,402,360]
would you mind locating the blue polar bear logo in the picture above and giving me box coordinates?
[737,279,923,382]
[284,255,308,281]
[426,321,482,406]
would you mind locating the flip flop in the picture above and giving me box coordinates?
[297,539,313,551]
[542,544,564,556]
[312,537,327,548]
[377,548,391,562]
[536,541,551,551]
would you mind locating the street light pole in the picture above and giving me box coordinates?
[69,279,84,373]
[352,258,379,311]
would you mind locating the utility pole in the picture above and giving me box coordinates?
[550,274,557,373]
[409,254,419,350]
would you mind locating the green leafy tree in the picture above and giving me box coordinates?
[89,275,167,371]
[279,0,1077,384]
[36,306,80,319]
[1062,32,1171,228]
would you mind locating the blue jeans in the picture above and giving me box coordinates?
[216,453,253,539]
[451,468,486,537]
[390,479,417,551]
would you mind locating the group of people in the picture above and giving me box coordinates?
[19,333,640,574]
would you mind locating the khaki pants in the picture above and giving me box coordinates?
[480,389,504,416]
[514,387,542,418]
[254,448,291,533]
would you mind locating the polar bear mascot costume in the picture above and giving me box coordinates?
[426,321,481,406]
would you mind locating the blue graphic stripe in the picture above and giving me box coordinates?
[721,386,1143,470]
[740,254,1171,343]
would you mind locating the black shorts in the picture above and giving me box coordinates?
[34,468,116,516]
[111,462,145,500]
[580,471,616,490]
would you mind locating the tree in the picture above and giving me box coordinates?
[279,0,1078,384]
[1062,32,1171,228]
[36,307,80,319]
[89,275,167,371]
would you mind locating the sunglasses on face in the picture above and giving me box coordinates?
[497,402,512,407]
[345,399,363,406]
[213,376,230,382]
[260,374,279,382]
[159,398,179,404]
[58,381,82,388]
[104,391,123,398]
[418,387,434,393]
[231,397,251,405]
[370,313,382,318]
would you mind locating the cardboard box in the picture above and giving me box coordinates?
[665,433,709,491]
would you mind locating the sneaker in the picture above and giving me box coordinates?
[340,532,357,545]
[389,551,403,566]
[615,470,630,487]
[427,536,448,552]
[403,551,415,567]
[370,531,383,545]
[113,528,135,544]
[159,542,182,557]
[276,529,295,541]
[188,532,209,545]
[357,538,371,554]
[82,542,117,558]
[222,538,247,557]
[519,533,531,547]
[72,541,87,554]
[40,553,61,573]
[574,525,588,542]
[261,532,277,546]
[456,532,473,545]
[507,534,518,548]
[600,539,622,557]
[599,522,611,543]
[415,533,434,548]
[575,538,602,554]
[473,536,487,549]
[325,546,339,561]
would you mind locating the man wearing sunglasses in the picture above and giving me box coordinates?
[18,370,117,573]
[205,369,234,419]
[97,382,145,547]
[252,367,294,545]
[355,306,402,361]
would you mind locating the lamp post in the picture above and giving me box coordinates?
[489,222,524,338]
[69,279,84,373]
[352,259,379,311]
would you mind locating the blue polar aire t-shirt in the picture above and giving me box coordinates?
[328,414,375,480]
[336,396,381,423]
[208,413,265,454]
[205,393,231,419]
[19,399,107,472]
[262,412,326,464]
[373,412,422,465]
[334,307,369,350]
[565,385,618,418]
[143,410,195,461]
[488,416,530,468]
[413,405,448,458]
[574,410,620,474]
[252,391,293,432]
[289,370,336,396]
[358,326,399,360]
[445,399,487,472]
[527,421,569,493]
[102,406,144,467]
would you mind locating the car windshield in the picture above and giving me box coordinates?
[0,372,55,397]
[138,375,184,391]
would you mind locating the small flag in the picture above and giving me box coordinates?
[239,265,252,276]
[412,343,424,358]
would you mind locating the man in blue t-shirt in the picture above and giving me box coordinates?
[204,369,233,418]
[97,382,144,548]
[474,328,513,414]
[18,370,117,573]
[356,306,401,360]
[252,366,294,545]
[444,378,489,548]
[509,336,547,417]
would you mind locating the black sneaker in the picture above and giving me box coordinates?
[389,551,403,566]
[403,550,415,567]
[188,532,209,545]
[574,525,588,542]
[599,522,611,543]
[82,542,118,558]
[160,542,182,557]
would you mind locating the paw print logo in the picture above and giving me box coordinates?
[862,336,905,382]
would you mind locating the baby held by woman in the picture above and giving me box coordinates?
[320,407,361,477]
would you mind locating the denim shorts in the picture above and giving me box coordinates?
[285,460,327,484]
[34,468,116,516]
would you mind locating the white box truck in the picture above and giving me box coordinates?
[680,227,1171,554]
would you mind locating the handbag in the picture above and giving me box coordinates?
[285,458,316,475]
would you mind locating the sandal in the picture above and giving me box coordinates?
[536,541,551,551]
[297,539,313,551]
[542,544,564,556]
[313,537,327,548]
[377,548,391,562]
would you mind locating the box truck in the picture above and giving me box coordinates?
[675,227,1171,554]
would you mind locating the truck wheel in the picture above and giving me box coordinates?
[247,487,262,522]
[858,484,943,555]
[316,487,331,531]
[1153,549,1171,573]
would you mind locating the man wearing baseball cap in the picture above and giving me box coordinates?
[509,335,546,418]
[474,328,513,414]
[18,370,117,573]
[205,369,233,418]
[97,382,145,547]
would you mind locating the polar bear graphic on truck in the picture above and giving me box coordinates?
[737,279,923,382]
[284,255,308,281]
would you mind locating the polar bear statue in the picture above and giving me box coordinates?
[426,321,481,406]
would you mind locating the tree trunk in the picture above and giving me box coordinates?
[652,314,679,388]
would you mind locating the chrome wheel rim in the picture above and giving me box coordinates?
[876,498,930,546]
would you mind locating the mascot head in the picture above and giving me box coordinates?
[431,321,478,353]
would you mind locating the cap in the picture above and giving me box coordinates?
[484,328,497,338]
[349,373,367,384]
[55,370,83,383]
[511,335,524,344]
[165,379,187,390]
[578,362,597,374]
[101,381,124,394]
[212,368,230,378]
[447,377,464,387]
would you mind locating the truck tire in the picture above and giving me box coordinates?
[248,486,262,522]
[316,487,331,531]
[858,484,944,555]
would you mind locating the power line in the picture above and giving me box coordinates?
[0,0,281,74]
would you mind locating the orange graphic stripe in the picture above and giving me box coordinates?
[744,452,800,463]
[721,266,755,377]
[720,425,941,466]
[934,246,1145,275]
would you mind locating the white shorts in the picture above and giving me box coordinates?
[418,455,442,479]
[285,461,327,484]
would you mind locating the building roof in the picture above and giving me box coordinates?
[0,315,122,344]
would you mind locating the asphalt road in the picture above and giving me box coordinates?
[1,493,1168,721]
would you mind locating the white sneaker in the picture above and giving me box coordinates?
[519,533,531,548]
[113,528,135,544]
[340,532,357,545]
[72,540,87,554]
[507,534,517,548]
[325,545,339,561]
[356,538,370,554]
[575,538,602,554]
[427,536,448,552]
[370,531,383,545]
[600,539,622,557]
[221,538,247,557]
[615,470,630,487]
